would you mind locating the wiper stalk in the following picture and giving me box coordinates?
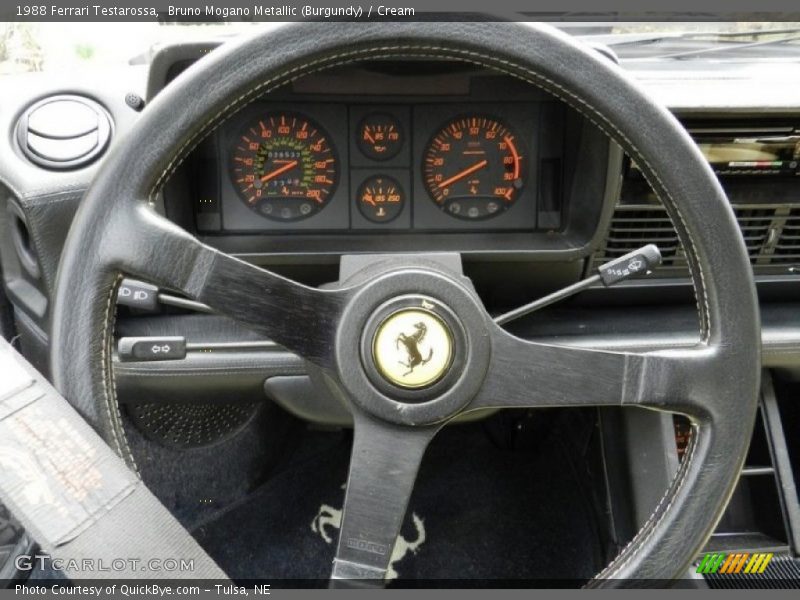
[494,245,662,326]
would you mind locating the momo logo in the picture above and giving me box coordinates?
[372,308,454,389]
[696,552,774,575]
[396,322,433,376]
[345,537,388,556]
[311,493,426,580]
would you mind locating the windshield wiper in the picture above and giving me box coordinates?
[641,33,800,60]
[598,27,800,48]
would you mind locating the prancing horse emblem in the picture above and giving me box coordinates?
[396,322,434,376]
[372,307,453,389]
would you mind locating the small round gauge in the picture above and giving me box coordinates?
[357,175,406,223]
[357,113,403,161]
[230,112,338,221]
[422,115,526,220]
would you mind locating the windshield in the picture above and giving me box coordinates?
[0,22,261,75]
[572,22,800,62]
[2,21,800,75]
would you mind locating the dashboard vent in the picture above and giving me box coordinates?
[16,95,112,170]
[591,204,799,276]
[773,207,800,265]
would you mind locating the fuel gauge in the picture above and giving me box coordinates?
[357,175,406,223]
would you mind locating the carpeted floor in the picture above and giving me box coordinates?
[192,413,604,585]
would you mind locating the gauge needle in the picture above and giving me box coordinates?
[260,160,298,182]
[437,159,488,190]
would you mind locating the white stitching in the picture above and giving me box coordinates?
[147,46,709,578]
[101,275,139,474]
[594,423,699,580]
[99,275,125,457]
[115,368,304,378]
[142,45,709,343]
[104,42,713,578]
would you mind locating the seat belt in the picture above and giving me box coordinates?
[0,338,228,581]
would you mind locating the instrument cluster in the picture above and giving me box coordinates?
[196,101,557,234]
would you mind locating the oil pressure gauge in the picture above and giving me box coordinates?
[357,175,406,223]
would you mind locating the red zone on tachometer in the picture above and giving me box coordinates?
[423,116,526,220]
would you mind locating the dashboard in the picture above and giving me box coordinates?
[2,37,799,347]
[161,60,614,258]
[3,28,800,582]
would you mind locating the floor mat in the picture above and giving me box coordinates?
[192,418,602,585]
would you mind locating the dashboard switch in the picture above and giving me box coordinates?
[125,93,145,111]
[117,279,159,311]
[118,337,186,362]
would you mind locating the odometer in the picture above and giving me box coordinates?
[423,116,525,220]
[230,112,338,221]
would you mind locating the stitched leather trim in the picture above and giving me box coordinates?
[593,423,700,581]
[101,274,139,474]
[142,46,710,342]
[98,39,716,581]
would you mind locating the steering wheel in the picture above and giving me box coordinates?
[50,22,760,585]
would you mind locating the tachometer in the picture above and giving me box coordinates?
[422,116,525,220]
[230,112,338,221]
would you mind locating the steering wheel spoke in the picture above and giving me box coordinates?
[50,22,761,584]
[470,324,718,419]
[331,409,438,586]
[117,205,348,366]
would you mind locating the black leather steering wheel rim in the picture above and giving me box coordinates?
[50,22,761,584]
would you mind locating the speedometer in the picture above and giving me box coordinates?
[230,112,338,221]
[422,116,526,220]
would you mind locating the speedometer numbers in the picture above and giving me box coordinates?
[229,110,526,225]
[230,113,338,221]
[423,116,526,220]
